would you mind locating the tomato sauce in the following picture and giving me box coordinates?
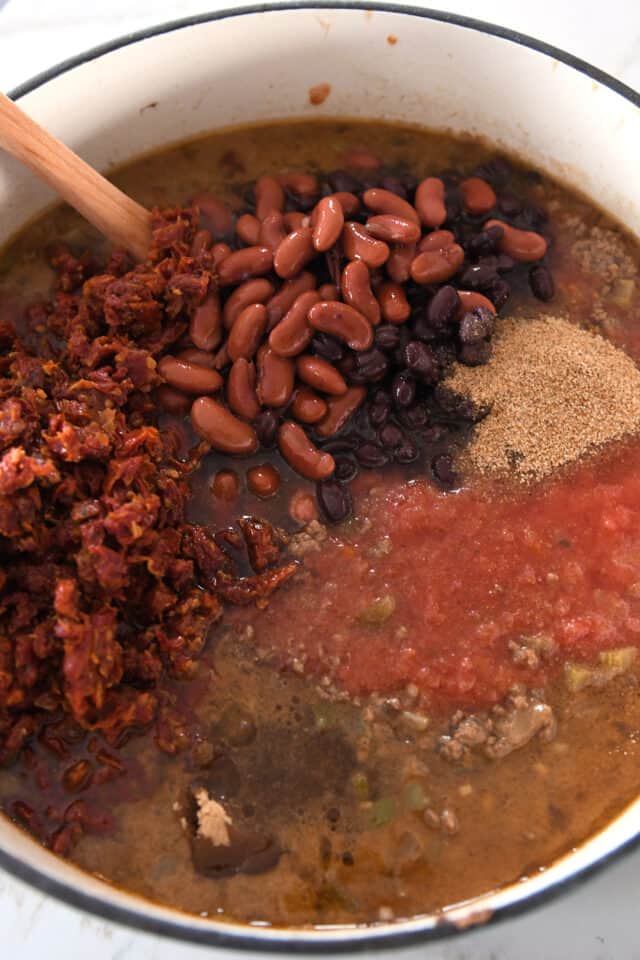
[247,439,640,710]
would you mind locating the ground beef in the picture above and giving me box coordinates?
[0,207,296,781]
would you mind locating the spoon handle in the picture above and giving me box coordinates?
[0,92,152,260]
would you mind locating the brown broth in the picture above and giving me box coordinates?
[1,120,640,929]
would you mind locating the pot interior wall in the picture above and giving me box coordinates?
[1,5,640,948]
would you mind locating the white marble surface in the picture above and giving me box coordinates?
[1,2,640,958]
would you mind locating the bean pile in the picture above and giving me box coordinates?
[158,156,553,522]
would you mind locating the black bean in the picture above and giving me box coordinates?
[485,277,510,310]
[459,340,492,366]
[513,205,547,232]
[374,324,401,352]
[412,311,439,342]
[404,341,440,384]
[360,173,381,192]
[380,174,408,199]
[392,373,416,409]
[372,388,391,406]
[459,263,498,291]
[394,439,419,463]
[398,403,428,430]
[368,400,391,428]
[433,343,457,371]
[351,349,388,383]
[422,425,447,443]
[328,169,360,194]
[466,224,504,259]
[312,333,344,363]
[444,186,462,222]
[317,479,353,524]
[337,353,357,377]
[355,443,389,468]
[496,254,515,273]
[254,409,279,447]
[283,188,317,213]
[529,264,555,302]
[334,457,359,483]
[473,156,511,188]
[426,285,460,331]
[378,423,405,449]
[432,453,458,487]
[459,307,495,344]
[498,192,522,218]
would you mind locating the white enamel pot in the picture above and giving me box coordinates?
[1,4,640,953]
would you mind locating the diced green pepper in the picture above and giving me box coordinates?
[350,770,370,801]
[370,796,395,828]
[598,647,637,671]
[357,595,396,626]
[402,781,429,812]
[564,662,594,692]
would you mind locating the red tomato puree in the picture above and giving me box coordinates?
[249,439,640,711]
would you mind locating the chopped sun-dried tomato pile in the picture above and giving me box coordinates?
[0,208,295,768]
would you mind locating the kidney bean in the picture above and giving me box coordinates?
[418,229,455,252]
[278,421,335,479]
[426,285,461,331]
[259,211,287,251]
[217,247,273,286]
[332,191,361,217]
[211,242,232,269]
[342,222,390,268]
[355,442,388,468]
[334,457,358,483]
[366,214,420,245]
[291,386,328,424]
[456,290,497,320]
[318,283,339,301]
[392,372,416,408]
[223,278,274,330]
[191,397,258,454]
[404,341,439,384]
[227,303,268,361]
[269,290,320,357]
[278,172,319,198]
[459,177,496,216]
[341,260,381,326]
[296,355,347,396]
[212,469,241,502]
[415,177,447,228]
[214,342,230,370]
[312,196,344,252]
[316,479,352,523]
[351,348,388,383]
[255,175,285,220]
[158,356,223,395]
[247,463,281,498]
[374,324,401,352]
[328,169,360,193]
[256,346,295,408]
[274,227,315,279]
[255,408,279,447]
[178,347,217,369]
[362,187,420,225]
[386,243,416,283]
[483,218,547,262]
[283,212,309,233]
[227,358,261,420]
[529,263,555,301]
[235,213,262,246]
[315,386,366,437]
[189,290,222,351]
[266,272,316,328]
[192,192,233,239]
[377,281,410,324]
[311,333,344,364]
[308,300,373,351]
[191,228,212,257]
[466,225,503,259]
[410,243,464,285]
[289,488,319,523]
[340,147,381,170]
[156,384,191,416]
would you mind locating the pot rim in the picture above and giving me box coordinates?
[2,3,640,952]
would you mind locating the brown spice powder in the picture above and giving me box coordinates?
[446,315,640,482]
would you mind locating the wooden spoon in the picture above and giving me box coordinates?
[0,91,152,260]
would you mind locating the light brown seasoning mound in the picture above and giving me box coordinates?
[446,315,640,482]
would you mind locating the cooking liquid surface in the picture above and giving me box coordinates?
[1,120,640,928]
